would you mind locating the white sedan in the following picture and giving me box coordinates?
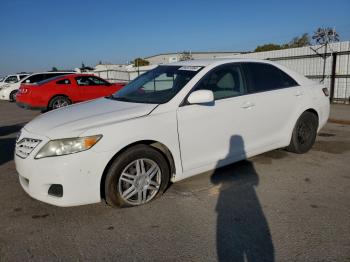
[15,59,330,207]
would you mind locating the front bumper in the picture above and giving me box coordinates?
[15,129,112,206]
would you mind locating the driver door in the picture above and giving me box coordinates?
[177,63,254,175]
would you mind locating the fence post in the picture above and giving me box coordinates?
[330,52,337,103]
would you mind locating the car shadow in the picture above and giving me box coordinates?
[0,123,24,166]
[0,138,16,166]
[211,135,274,262]
[0,123,24,137]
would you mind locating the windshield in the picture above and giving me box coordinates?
[111,65,202,104]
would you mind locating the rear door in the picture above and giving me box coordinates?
[240,62,302,152]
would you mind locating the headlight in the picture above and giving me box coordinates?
[35,135,102,159]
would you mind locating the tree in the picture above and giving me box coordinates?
[254,44,282,52]
[312,27,340,45]
[179,51,193,61]
[51,67,58,71]
[287,33,311,48]
[133,58,150,67]
[254,33,311,52]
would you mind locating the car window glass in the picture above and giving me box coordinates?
[113,65,201,104]
[244,63,298,93]
[76,76,108,86]
[88,76,109,86]
[76,76,92,86]
[5,76,18,83]
[56,79,71,84]
[19,75,28,80]
[25,74,44,83]
[142,73,175,91]
[196,64,246,100]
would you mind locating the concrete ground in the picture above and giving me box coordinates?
[329,104,350,124]
[0,101,349,261]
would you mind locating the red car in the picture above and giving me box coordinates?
[16,74,125,111]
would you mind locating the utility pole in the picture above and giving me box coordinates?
[311,27,340,103]
[312,27,340,82]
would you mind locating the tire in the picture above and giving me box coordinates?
[286,111,318,154]
[105,145,170,208]
[9,90,18,102]
[48,96,71,110]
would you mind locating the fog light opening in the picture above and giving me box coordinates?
[48,184,63,197]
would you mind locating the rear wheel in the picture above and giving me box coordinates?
[286,111,318,154]
[48,96,71,110]
[105,145,170,208]
[9,90,18,102]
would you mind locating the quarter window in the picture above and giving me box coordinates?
[243,63,298,93]
[56,79,71,84]
[196,64,246,100]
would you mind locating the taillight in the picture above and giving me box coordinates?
[19,88,28,94]
[322,87,329,97]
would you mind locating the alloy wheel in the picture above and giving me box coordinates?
[118,158,161,205]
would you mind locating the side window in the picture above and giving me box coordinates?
[88,76,109,86]
[5,76,18,83]
[244,63,298,93]
[196,64,246,100]
[56,79,71,84]
[75,76,91,86]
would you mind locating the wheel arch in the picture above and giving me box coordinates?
[100,140,176,199]
[48,94,71,105]
[304,108,319,127]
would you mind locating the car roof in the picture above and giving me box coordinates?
[167,58,279,67]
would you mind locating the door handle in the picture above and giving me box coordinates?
[241,102,255,109]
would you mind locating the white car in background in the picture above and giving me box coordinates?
[0,74,29,88]
[15,59,330,208]
[0,71,74,101]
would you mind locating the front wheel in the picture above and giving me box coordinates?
[286,111,318,154]
[105,145,170,208]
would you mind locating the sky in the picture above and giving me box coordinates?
[1,0,349,75]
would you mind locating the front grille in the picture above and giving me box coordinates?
[16,138,42,159]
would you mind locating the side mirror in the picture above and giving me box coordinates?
[187,90,214,104]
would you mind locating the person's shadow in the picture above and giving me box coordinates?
[211,135,274,262]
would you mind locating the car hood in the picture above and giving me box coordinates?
[24,98,158,138]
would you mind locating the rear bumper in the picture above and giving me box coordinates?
[16,101,46,111]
